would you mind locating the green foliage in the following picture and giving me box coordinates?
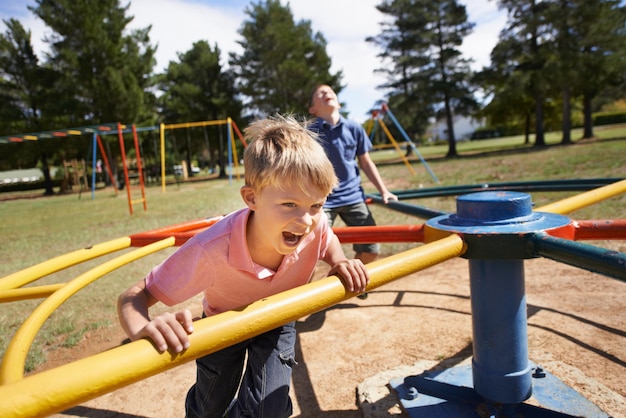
[0,19,42,133]
[157,40,243,178]
[1,0,625,176]
[367,0,478,156]
[593,111,626,125]
[479,0,626,144]
[228,0,342,117]
[159,41,241,122]
[29,0,157,124]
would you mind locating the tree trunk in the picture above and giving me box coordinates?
[525,113,531,144]
[444,98,457,158]
[561,85,572,144]
[186,129,194,178]
[218,124,227,178]
[582,93,594,139]
[40,150,54,196]
[534,93,546,147]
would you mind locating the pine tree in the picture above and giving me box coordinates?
[158,41,243,178]
[228,0,342,118]
[30,0,157,124]
[368,0,477,157]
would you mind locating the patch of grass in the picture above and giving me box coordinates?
[24,345,46,372]
[0,132,624,371]
[61,319,111,349]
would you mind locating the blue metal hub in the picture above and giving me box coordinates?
[396,191,610,417]
[426,191,572,259]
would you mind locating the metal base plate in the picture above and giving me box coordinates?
[389,362,609,417]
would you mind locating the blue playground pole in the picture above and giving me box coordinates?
[91,132,97,200]
[469,262,531,403]
[460,193,533,403]
[383,106,439,183]
[390,191,610,417]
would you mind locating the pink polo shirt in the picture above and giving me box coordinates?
[145,208,334,316]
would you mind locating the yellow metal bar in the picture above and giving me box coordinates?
[0,237,176,385]
[536,178,626,214]
[0,284,64,303]
[160,123,166,192]
[0,237,132,291]
[228,117,241,180]
[365,118,374,136]
[0,235,465,417]
[163,120,228,130]
[379,119,416,176]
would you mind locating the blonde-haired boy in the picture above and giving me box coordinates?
[118,114,369,418]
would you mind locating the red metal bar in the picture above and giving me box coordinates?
[130,221,426,247]
[230,120,247,147]
[573,219,626,240]
[333,224,425,243]
[137,217,222,234]
[118,122,133,215]
[132,124,147,211]
[129,217,223,246]
[130,230,209,247]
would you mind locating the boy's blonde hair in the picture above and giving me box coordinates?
[243,114,337,196]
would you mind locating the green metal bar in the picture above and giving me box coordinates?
[530,233,626,281]
[388,178,623,200]
[366,196,448,219]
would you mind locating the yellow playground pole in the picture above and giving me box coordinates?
[537,178,626,214]
[0,284,64,303]
[159,119,230,192]
[160,122,166,192]
[0,235,465,417]
[378,119,417,176]
[0,237,176,385]
[228,117,241,180]
[0,237,132,291]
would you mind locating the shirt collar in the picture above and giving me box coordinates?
[228,208,318,279]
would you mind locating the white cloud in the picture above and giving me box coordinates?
[127,0,243,70]
[290,1,389,120]
[462,0,508,71]
[1,0,506,123]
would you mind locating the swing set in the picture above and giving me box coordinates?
[158,118,246,192]
[0,118,246,215]
[365,101,439,183]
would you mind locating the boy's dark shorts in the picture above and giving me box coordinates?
[324,201,380,254]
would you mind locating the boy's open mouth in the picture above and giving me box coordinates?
[283,231,302,246]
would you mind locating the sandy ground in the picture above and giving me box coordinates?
[34,252,626,418]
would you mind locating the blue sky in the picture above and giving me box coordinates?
[0,0,506,123]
